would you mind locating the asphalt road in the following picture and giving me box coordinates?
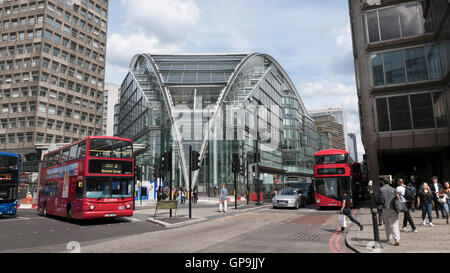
[0,210,163,253]
[0,204,355,253]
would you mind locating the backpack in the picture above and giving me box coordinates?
[374,190,385,207]
[403,186,414,202]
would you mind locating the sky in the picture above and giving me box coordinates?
[104,0,364,161]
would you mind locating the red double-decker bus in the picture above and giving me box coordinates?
[313,149,354,208]
[38,136,134,221]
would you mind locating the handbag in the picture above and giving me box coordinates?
[338,214,347,228]
[438,195,447,204]
[392,197,407,213]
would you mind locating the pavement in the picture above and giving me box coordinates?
[345,203,450,253]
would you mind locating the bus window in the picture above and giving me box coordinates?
[69,144,78,161]
[42,155,48,168]
[89,138,133,159]
[78,141,86,158]
[61,149,70,162]
[315,154,347,165]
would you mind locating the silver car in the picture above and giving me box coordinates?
[272,188,305,209]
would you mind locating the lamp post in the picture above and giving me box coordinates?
[368,180,382,248]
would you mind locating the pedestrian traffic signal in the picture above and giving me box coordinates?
[191,150,201,171]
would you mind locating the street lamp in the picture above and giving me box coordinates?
[368,180,382,249]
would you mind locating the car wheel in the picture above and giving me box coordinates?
[273,206,277,209]
[295,201,300,209]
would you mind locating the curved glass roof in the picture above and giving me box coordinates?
[151,54,248,86]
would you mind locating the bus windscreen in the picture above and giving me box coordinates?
[315,154,347,165]
[89,139,133,159]
[0,155,18,203]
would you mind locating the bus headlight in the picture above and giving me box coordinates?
[89,205,95,210]
[126,203,131,209]
[316,199,321,203]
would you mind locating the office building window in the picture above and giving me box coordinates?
[388,95,412,131]
[383,50,405,85]
[405,47,428,82]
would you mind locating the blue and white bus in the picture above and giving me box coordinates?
[0,152,20,217]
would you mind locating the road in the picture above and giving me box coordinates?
[0,204,355,253]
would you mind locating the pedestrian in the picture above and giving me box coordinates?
[430,176,444,219]
[157,186,163,201]
[181,188,187,204]
[396,179,417,233]
[219,184,228,213]
[408,183,417,212]
[339,190,363,232]
[438,181,450,224]
[377,177,401,246]
[193,186,199,204]
[417,183,434,227]
[177,187,182,204]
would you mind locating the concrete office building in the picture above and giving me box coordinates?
[309,108,349,151]
[349,0,450,185]
[115,53,318,195]
[348,133,358,162]
[102,83,118,136]
[312,114,346,151]
[0,0,108,171]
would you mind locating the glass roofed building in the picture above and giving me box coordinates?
[114,53,318,196]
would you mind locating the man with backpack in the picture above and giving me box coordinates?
[396,178,417,233]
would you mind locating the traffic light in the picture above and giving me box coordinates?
[153,165,160,179]
[254,152,261,163]
[240,164,245,176]
[161,151,172,173]
[191,150,201,171]
[232,155,240,174]
[135,165,141,180]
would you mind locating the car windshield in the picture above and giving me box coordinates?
[279,189,296,196]
[89,139,133,159]
[298,184,309,192]
[85,177,133,199]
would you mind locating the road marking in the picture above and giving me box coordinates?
[329,208,358,253]
[0,217,30,223]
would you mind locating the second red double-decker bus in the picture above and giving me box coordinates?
[38,136,134,221]
[313,149,353,208]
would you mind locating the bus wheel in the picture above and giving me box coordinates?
[66,205,72,223]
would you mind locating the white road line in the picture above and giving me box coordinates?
[0,217,31,223]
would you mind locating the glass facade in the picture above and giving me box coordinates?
[365,2,431,44]
[376,91,448,132]
[115,53,319,195]
[370,45,442,87]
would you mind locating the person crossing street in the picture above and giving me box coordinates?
[396,178,417,233]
